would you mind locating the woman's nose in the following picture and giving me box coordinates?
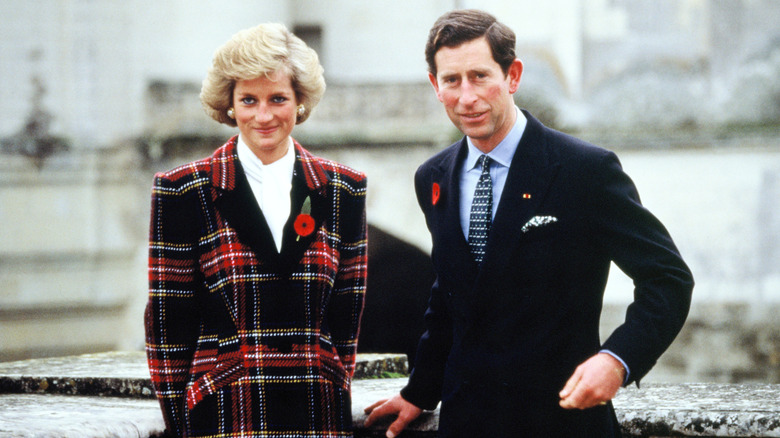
[254,104,273,122]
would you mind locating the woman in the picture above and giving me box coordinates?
[144,23,367,437]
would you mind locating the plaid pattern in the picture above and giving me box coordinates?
[144,136,367,437]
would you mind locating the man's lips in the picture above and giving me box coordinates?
[459,111,487,122]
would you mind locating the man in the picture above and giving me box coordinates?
[364,9,693,438]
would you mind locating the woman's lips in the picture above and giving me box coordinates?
[253,126,278,135]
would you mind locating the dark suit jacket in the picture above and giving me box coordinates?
[401,111,693,437]
[144,137,367,437]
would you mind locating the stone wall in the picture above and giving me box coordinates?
[1,353,779,437]
[3,138,780,384]
[0,150,149,361]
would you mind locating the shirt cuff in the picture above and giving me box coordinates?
[599,349,630,385]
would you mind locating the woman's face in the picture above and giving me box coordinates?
[232,71,298,164]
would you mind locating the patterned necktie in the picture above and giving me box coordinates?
[468,155,493,264]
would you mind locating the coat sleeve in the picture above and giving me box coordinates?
[328,173,368,381]
[144,173,201,436]
[592,150,694,385]
[399,167,454,410]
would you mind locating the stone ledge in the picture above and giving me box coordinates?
[0,351,408,398]
[352,379,780,438]
[0,394,166,438]
[614,383,780,437]
[2,354,780,437]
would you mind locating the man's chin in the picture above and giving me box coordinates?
[460,127,491,141]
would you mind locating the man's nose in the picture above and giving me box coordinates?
[459,81,478,105]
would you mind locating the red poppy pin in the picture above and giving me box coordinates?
[294,196,315,241]
[432,182,441,206]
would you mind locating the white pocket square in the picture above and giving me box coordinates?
[521,215,558,233]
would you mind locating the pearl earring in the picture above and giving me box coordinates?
[227,108,235,119]
[297,105,305,117]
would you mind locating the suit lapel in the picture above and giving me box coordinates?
[430,140,479,287]
[478,112,561,282]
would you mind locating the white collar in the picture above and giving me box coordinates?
[236,136,295,184]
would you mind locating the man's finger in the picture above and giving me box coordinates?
[560,353,626,409]
[363,400,391,427]
[364,398,388,415]
[363,393,422,436]
[559,378,590,409]
[559,366,582,399]
[386,414,415,438]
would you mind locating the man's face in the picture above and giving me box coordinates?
[429,37,522,153]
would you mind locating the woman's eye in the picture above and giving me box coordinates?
[241,97,256,105]
[271,96,288,103]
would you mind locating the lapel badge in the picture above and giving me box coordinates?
[432,182,441,206]
[294,195,315,241]
[523,193,532,199]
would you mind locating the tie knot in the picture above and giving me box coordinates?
[478,155,491,173]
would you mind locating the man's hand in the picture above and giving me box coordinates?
[364,393,423,438]
[559,352,625,409]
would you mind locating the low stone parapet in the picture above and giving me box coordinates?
[0,351,408,398]
[1,353,779,437]
[1,393,165,438]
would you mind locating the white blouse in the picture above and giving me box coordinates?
[236,136,295,252]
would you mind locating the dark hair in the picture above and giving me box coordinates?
[425,9,516,76]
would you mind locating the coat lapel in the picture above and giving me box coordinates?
[279,141,331,273]
[477,112,561,284]
[209,137,330,275]
[430,140,479,289]
[210,137,283,271]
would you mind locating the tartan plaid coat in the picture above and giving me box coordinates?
[144,136,367,437]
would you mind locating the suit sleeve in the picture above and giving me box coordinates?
[399,167,454,410]
[144,173,201,436]
[592,151,694,385]
[328,174,368,381]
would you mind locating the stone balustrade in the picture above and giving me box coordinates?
[0,352,779,437]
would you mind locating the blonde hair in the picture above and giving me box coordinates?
[200,23,326,126]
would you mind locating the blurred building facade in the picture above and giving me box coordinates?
[2,0,779,147]
[0,0,779,381]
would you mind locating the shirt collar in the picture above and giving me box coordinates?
[465,106,527,170]
[236,135,295,183]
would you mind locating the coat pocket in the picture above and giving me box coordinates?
[185,352,246,410]
[318,339,350,390]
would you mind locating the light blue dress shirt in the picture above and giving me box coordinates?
[457,106,630,383]
[459,106,527,239]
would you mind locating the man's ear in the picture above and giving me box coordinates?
[507,59,523,94]
[428,72,444,102]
